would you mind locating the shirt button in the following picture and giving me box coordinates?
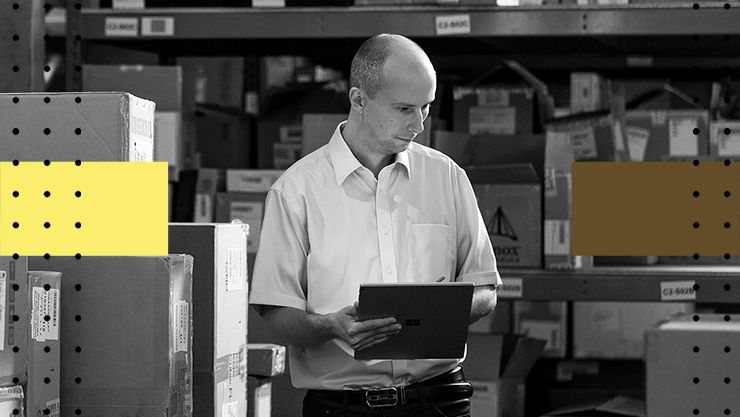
[379,189,385,196]
[383,227,388,235]
[386,267,392,274]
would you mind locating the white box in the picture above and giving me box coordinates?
[226,170,284,193]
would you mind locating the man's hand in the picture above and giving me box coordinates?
[330,301,402,351]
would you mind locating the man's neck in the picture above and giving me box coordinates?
[342,121,394,179]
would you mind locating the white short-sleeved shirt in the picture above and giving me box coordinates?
[249,122,501,390]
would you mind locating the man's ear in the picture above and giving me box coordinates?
[349,87,365,113]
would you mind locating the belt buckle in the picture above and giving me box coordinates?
[365,387,399,408]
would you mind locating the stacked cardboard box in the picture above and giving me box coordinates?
[465,334,546,417]
[28,256,193,416]
[169,224,249,417]
[646,315,740,416]
[513,301,568,358]
[0,92,155,162]
[173,168,226,222]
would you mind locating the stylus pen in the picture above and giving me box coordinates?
[436,276,446,282]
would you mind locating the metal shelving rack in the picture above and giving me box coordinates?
[66,4,740,303]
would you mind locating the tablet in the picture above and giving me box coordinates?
[354,282,474,360]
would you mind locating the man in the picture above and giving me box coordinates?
[249,33,501,417]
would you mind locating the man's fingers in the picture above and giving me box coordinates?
[348,325,402,350]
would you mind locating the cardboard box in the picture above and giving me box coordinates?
[545,113,629,166]
[216,193,268,253]
[226,170,284,193]
[468,301,511,334]
[468,164,542,268]
[247,344,286,377]
[453,61,553,136]
[544,170,593,269]
[646,315,740,417]
[247,377,272,417]
[82,65,183,112]
[28,256,193,417]
[573,302,694,359]
[570,72,609,114]
[26,271,61,417]
[0,92,155,162]
[709,120,740,157]
[155,111,184,180]
[173,168,226,222]
[179,57,244,112]
[544,396,645,417]
[273,143,301,169]
[0,386,24,415]
[624,110,709,161]
[465,334,546,417]
[301,114,345,157]
[169,224,249,417]
[0,257,29,386]
[513,301,567,358]
[195,104,254,169]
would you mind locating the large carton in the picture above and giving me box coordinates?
[0,92,155,162]
[467,164,542,268]
[0,257,29,386]
[513,301,567,358]
[247,344,286,378]
[544,170,593,269]
[178,57,244,112]
[216,193,268,254]
[169,224,249,417]
[646,315,740,417]
[226,170,284,193]
[573,302,694,359]
[26,271,61,417]
[624,109,709,161]
[301,113,346,157]
[545,113,629,166]
[28,256,193,417]
[570,72,609,114]
[465,334,546,417]
[82,65,182,112]
[453,60,553,136]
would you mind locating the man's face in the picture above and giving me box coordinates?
[359,59,436,156]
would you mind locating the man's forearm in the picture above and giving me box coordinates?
[259,305,337,347]
[469,285,497,324]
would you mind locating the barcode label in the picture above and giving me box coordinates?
[105,17,139,37]
[141,17,174,37]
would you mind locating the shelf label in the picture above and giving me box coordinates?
[435,14,471,36]
[104,17,139,37]
[660,280,697,301]
[141,17,175,37]
[497,277,523,299]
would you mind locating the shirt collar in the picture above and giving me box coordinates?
[329,121,412,186]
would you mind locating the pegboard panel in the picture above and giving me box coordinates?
[0,0,45,92]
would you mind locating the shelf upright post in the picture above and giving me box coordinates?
[66,0,83,92]
[0,0,44,92]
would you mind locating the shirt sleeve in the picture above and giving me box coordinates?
[248,188,309,312]
[453,166,502,288]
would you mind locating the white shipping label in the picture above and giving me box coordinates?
[569,127,598,160]
[46,399,60,417]
[129,98,155,162]
[112,0,144,8]
[669,118,699,156]
[230,202,263,253]
[626,126,650,162]
[519,320,563,351]
[545,220,570,255]
[661,280,697,301]
[226,248,245,293]
[32,288,60,341]
[104,17,139,37]
[477,88,510,107]
[194,194,212,223]
[175,301,189,352]
[0,271,5,350]
[141,17,175,37]
[469,107,516,135]
[223,401,239,417]
[435,14,471,36]
[719,126,740,156]
[497,278,523,299]
[255,383,272,417]
[651,111,667,127]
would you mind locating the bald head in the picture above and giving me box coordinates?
[350,34,435,99]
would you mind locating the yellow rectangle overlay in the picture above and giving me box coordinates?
[572,161,740,256]
[0,162,168,256]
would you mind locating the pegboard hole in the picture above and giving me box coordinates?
[75,315,82,321]
[43,409,50,416]
[44,253,50,260]
[12,346,19,353]
[75,346,82,353]
[75,409,81,415]
[75,160,82,166]
[725,2,731,8]
[693,128,701,135]
[12,377,19,384]
[725,410,731,415]
[725,222,732,228]
[44,97,51,104]
[12,409,19,416]
[725,346,731,353]
[12,160,19,166]
[726,377,732,384]
[12,284,19,291]
[693,377,700,384]
[44,346,50,353]
[725,283,732,291]
[12,66,19,72]
[693,346,700,352]
[74,65,82,72]
[693,409,700,415]
[75,222,82,228]
[12,254,19,259]
[693,315,700,321]
[43,128,51,135]
[725,35,732,42]
[75,377,82,384]
[44,34,50,42]
[725,315,731,321]
[693,190,700,197]
[12,97,19,103]
[44,377,50,384]
[693,159,700,166]
[693,222,700,229]
[75,283,82,291]
[693,283,700,291]
[12,315,19,322]
[44,222,51,229]
[75,191,82,197]
[693,3,699,9]
[725,191,732,198]
[75,34,82,41]
[43,283,51,291]
[12,3,19,9]
[12,128,19,135]
[75,253,82,260]
[13,191,19,197]
[75,3,81,9]
[12,34,19,41]
[725,128,732,135]
[44,315,50,322]
[44,190,50,198]
[44,159,50,166]
[75,128,82,135]
[44,2,51,10]
[44,66,51,72]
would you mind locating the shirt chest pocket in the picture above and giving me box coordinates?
[408,224,455,283]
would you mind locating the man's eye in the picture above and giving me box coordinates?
[397,107,410,113]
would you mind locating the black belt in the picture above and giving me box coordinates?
[307,367,473,409]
